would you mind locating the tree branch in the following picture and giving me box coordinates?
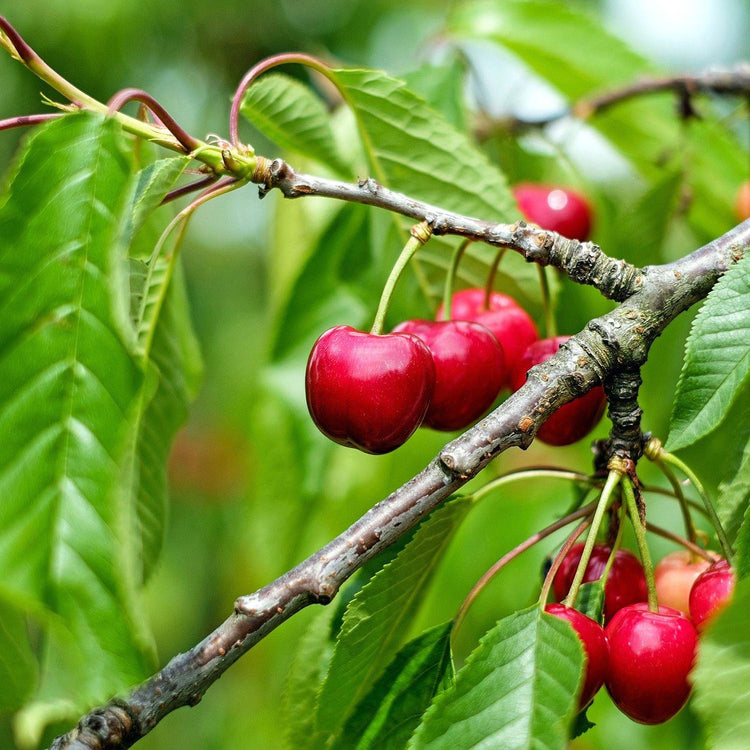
[50,218,750,750]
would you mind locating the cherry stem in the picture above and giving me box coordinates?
[641,484,708,516]
[622,476,658,612]
[646,522,716,561]
[562,469,621,608]
[653,458,698,544]
[538,519,591,606]
[440,239,473,320]
[161,175,220,205]
[0,112,66,132]
[659,451,734,560]
[471,467,598,503]
[107,88,201,153]
[452,501,597,639]
[600,500,625,587]
[229,52,333,147]
[537,264,557,337]
[483,247,508,310]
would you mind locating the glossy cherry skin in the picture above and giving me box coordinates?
[605,603,697,724]
[436,288,538,388]
[553,543,647,622]
[509,337,606,445]
[545,603,609,707]
[513,183,593,241]
[654,550,717,615]
[305,326,435,454]
[391,319,504,431]
[689,559,736,631]
[736,180,750,222]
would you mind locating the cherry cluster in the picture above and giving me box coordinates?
[546,543,736,723]
[306,184,604,454]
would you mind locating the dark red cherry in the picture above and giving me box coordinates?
[509,336,606,446]
[689,559,735,631]
[391,319,504,431]
[305,326,435,454]
[545,603,609,707]
[605,603,697,724]
[553,543,647,622]
[513,183,593,241]
[436,288,538,387]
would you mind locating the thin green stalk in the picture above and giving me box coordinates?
[370,222,431,335]
[441,239,473,320]
[562,470,621,608]
[537,264,557,337]
[623,477,658,612]
[660,451,733,560]
[538,519,591,606]
[471,468,599,504]
[654,459,698,544]
[452,501,597,640]
[483,247,507,310]
[600,500,626,587]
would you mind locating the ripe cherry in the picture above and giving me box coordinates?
[509,337,606,446]
[689,559,735,631]
[392,319,504,431]
[654,550,717,615]
[545,603,608,707]
[305,326,435,454]
[553,543,647,622]
[736,180,750,222]
[513,183,593,241]
[605,603,697,724]
[436,288,538,387]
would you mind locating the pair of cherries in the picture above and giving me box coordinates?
[305,290,532,453]
[547,543,735,724]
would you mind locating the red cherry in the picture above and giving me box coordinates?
[436,288,538,387]
[605,603,697,724]
[509,337,606,445]
[391,319,504,431]
[654,550,717,615]
[553,543,647,622]
[689,559,735,631]
[545,603,609,707]
[736,180,750,222]
[513,183,593,241]
[305,326,435,454]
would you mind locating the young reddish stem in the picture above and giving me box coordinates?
[562,469,621,608]
[538,519,591,605]
[0,113,65,132]
[453,500,597,636]
[161,175,220,205]
[622,476,658,612]
[107,88,201,153]
[646,521,716,562]
[229,52,333,147]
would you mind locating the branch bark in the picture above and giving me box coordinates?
[50,218,750,750]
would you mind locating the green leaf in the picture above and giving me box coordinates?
[409,607,583,750]
[718,425,750,545]
[0,114,154,718]
[402,62,467,131]
[241,72,347,173]
[449,0,745,242]
[283,607,336,750]
[692,578,750,748]
[333,67,516,220]
[316,497,471,739]
[0,602,36,711]
[667,254,750,451]
[333,622,454,750]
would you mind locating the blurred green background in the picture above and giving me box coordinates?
[1,0,748,747]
